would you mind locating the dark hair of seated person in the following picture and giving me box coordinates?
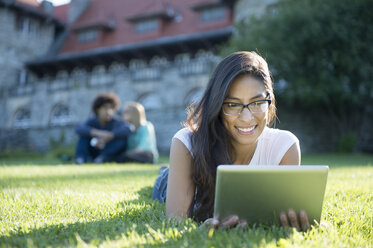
[92,92,120,115]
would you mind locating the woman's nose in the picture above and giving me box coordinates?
[239,108,254,121]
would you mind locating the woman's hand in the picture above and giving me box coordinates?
[280,209,310,232]
[202,210,309,231]
[202,215,247,229]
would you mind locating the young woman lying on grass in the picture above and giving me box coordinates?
[152,51,310,231]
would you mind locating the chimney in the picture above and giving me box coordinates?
[67,0,90,24]
[41,0,54,15]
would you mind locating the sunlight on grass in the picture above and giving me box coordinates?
[0,154,372,247]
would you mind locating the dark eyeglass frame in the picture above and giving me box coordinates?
[222,98,272,116]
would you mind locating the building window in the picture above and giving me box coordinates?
[109,62,126,73]
[72,68,86,77]
[129,59,146,69]
[184,88,204,107]
[138,93,162,111]
[71,68,87,87]
[135,19,158,33]
[48,70,70,91]
[175,53,190,64]
[15,15,39,36]
[90,65,112,86]
[50,104,71,126]
[150,56,169,67]
[13,108,31,128]
[132,67,161,81]
[78,29,98,43]
[201,6,226,22]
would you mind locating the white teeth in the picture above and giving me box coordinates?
[238,126,255,132]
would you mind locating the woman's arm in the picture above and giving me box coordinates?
[166,138,195,220]
[280,142,301,165]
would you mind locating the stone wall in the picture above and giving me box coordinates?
[2,46,370,155]
[0,52,219,154]
[0,124,76,151]
[0,7,55,89]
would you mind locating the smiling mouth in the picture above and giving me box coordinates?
[237,125,256,134]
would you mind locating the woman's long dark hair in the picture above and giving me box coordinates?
[185,51,276,222]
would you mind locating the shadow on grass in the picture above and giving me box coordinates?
[0,184,291,248]
[0,186,160,247]
[0,159,64,166]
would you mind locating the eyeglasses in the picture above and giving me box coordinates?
[222,99,272,116]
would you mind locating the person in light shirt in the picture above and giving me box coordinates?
[152,51,310,231]
[116,101,159,164]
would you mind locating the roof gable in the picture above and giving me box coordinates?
[59,0,232,55]
[54,3,69,24]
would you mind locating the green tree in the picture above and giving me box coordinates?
[223,0,373,151]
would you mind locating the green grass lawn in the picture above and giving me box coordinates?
[0,153,372,247]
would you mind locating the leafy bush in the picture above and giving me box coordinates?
[47,144,76,162]
[335,133,357,153]
[223,0,373,152]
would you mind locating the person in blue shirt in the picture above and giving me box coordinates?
[116,101,159,164]
[74,92,132,164]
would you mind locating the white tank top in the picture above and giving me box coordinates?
[173,126,299,165]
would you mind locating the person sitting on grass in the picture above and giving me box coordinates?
[152,51,310,231]
[115,101,159,164]
[74,92,132,164]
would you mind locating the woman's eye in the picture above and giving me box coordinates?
[227,103,240,108]
[253,101,266,106]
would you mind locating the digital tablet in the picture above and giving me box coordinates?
[213,165,329,225]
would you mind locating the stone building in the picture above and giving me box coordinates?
[0,0,244,154]
[3,0,368,155]
[0,0,64,151]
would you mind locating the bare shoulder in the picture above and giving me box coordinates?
[272,128,300,165]
[170,137,193,163]
[280,142,301,165]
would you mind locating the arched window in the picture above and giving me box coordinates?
[175,53,190,64]
[92,65,106,74]
[56,70,69,80]
[150,56,168,67]
[90,65,111,86]
[138,92,163,111]
[41,75,52,84]
[176,52,211,75]
[50,104,71,126]
[184,88,204,107]
[71,68,86,79]
[195,49,214,59]
[109,62,126,73]
[13,108,31,128]
[129,59,146,69]
[130,59,160,81]
[71,68,87,87]
[49,70,69,91]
